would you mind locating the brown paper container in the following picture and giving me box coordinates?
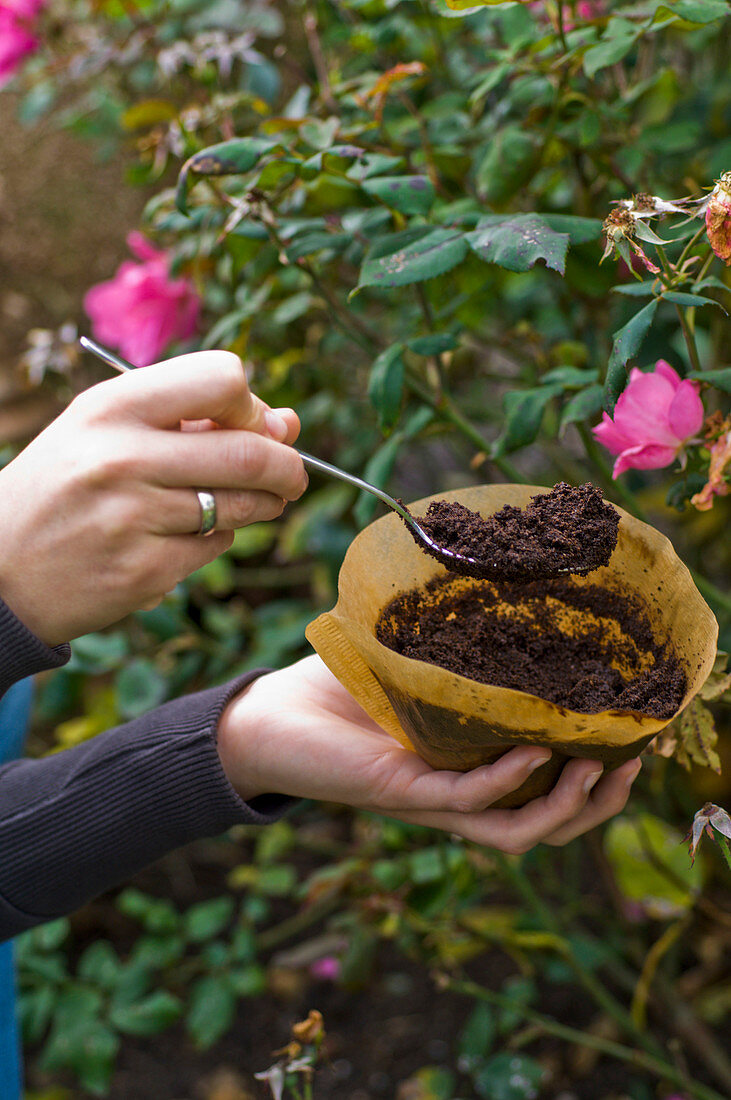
[306,484,719,807]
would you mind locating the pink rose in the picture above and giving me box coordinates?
[84,232,201,367]
[593,359,705,478]
[0,1,45,88]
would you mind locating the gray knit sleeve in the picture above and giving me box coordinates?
[0,670,291,941]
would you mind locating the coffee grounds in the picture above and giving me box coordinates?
[411,482,619,581]
[376,575,686,718]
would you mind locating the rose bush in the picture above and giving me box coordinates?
[5,1,731,1097]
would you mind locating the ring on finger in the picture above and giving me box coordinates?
[195,489,217,536]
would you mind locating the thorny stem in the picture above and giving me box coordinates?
[676,304,703,374]
[555,0,570,52]
[677,224,708,272]
[444,977,728,1100]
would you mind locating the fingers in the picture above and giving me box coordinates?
[148,429,308,502]
[149,486,288,535]
[379,756,611,853]
[92,350,287,435]
[541,758,642,846]
[378,746,553,815]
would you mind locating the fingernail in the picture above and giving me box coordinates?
[626,758,643,780]
[265,410,289,440]
[528,752,551,772]
[583,767,603,794]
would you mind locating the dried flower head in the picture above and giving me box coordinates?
[685,802,731,864]
[292,1009,324,1045]
[601,209,660,274]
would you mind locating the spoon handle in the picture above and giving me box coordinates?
[296,451,412,520]
[80,337,414,524]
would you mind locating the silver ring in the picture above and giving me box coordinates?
[195,490,217,536]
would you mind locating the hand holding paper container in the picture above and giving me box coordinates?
[306,485,718,809]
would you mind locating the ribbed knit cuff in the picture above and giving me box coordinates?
[0,597,70,700]
[0,669,294,939]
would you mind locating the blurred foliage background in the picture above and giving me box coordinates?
[2,0,730,1097]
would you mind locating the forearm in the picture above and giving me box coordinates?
[0,671,292,942]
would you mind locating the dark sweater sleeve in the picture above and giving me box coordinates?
[0,597,71,699]
[0,671,293,943]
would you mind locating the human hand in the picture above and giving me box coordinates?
[0,351,307,645]
[217,655,642,852]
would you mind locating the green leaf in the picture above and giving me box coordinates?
[110,991,183,1037]
[668,0,731,22]
[356,227,468,292]
[17,984,57,1046]
[662,291,727,312]
[77,942,122,989]
[459,1003,496,1064]
[362,175,435,215]
[467,214,569,275]
[176,137,283,213]
[368,344,405,430]
[408,333,459,356]
[476,128,540,204]
[604,812,704,919]
[612,281,658,297]
[40,989,118,1096]
[409,847,447,884]
[68,632,128,674]
[346,152,406,181]
[561,384,605,428]
[542,366,599,388]
[183,897,235,943]
[186,976,237,1049]
[473,1052,545,1099]
[583,23,639,79]
[493,385,563,456]
[603,299,659,412]
[115,659,167,719]
[540,215,603,243]
[116,889,180,935]
[665,472,708,510]
[285,231,352,261]
[227,964,267,997]
[689,368,731,393]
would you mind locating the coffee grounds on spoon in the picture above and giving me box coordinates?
[411,482,619,581]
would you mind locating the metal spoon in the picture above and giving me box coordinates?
[79,336,484,574]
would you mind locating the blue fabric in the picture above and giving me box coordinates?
[0,677,33,1100]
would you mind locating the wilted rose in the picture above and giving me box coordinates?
[691,429,731,510]
[84,231,201,367]
[704,171,731,265]
[593,359,705,478]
